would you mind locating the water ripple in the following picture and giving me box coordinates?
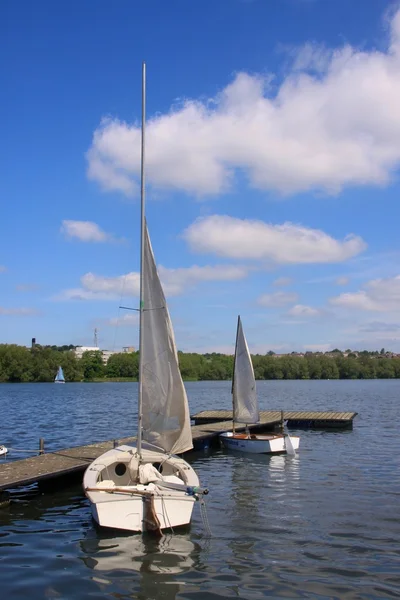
[1,380,400,598]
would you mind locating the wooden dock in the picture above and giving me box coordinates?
[0,410,357,493]
[192,409,357,429]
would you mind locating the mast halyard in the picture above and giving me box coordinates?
[231,314,240,435]
[136,61,146,458]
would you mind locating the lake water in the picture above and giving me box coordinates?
[0,380,399,599]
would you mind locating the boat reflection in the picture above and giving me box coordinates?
[80,530,201,600]
[81,529,199,575]
[223,448,301,526]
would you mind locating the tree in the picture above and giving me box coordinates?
[80,351,104,380]
[106,352,139,378]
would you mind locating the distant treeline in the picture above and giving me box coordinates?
[1,344,400,382]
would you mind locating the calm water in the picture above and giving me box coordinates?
[0,380,399,599]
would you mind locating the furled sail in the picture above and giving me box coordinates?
[141,224,193,455]
[233,317,259,424]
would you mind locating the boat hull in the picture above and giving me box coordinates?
[220,431,300,454]
[83,444,199,533]
[89,489,196,532]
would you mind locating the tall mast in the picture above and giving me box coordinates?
[136,61,146,458]
[231,315,240,435]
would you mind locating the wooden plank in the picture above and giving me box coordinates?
[192,409,358,424]
[0,435,137,491]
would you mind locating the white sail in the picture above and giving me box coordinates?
[141,223,193,455]
[233,317,259,424]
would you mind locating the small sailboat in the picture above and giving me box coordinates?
[219,316,300,455]
[54,366,65,384]
[83,63,207,533]
[0,445,8,457]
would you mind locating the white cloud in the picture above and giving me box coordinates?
[0,307,38,316]
[258,291,299,307]
[0,265,6,273]
[61,220,120,243]
[55,264,248,301]
[184,215,366,263]
[330,274,400,311]
[287,304,322,317]
[335,276,350,286]
[87,10,400,198]
[159,264,248,295]
[273,277,292,287]
[54,272,139,301]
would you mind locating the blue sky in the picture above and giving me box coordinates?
[2,0,400,353]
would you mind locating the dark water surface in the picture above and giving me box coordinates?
[0,380,399,599]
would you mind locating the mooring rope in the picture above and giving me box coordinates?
[199,497,212,537]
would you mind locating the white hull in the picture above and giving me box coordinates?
[83,444,200,533]
[0,445,8,456]
[220,431,300,454]
[54,381,65,384]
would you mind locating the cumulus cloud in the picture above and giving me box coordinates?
[287,304,322,317]
[183,215,366,263]
[0,306,38,316]
[159,264,248,295]
[55,264,248,301]
[330,274,400,311]
[54,272,139,301]
[258,291,299,307]
[61,220,120,243]
[87,10,400,198]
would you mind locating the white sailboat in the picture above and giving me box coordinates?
[83,63,207,533]
[0,445,8,456]
[219,316,300,455]
[54,366,65,383]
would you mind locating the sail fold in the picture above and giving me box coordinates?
[141,224,193,455]
[233,317,259,424]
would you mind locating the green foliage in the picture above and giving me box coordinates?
[0,344,82,382]
[106,352,139,379]
[80,351,104,380]
[1,343,400,382]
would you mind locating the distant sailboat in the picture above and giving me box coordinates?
[219,316,300,455]
[54,366,65,384]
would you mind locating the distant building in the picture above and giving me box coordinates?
[101,350,118,364]
[74,345,135,364]
[74,346,101,360]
